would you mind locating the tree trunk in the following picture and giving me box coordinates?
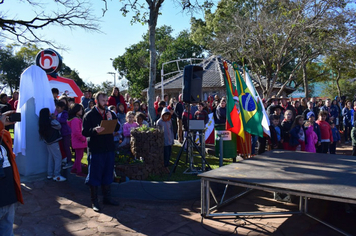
[147,3,159,125]
[336,69,341,98]
[302,62,309,98]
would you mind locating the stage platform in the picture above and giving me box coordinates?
[199,151,356,236]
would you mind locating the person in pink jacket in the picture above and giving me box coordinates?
[304,121,318,153]
[68,104,88,177]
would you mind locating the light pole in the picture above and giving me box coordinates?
[107,72,116,87]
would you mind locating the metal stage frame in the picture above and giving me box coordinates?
[199,151,356,236]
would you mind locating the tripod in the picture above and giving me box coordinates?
[169,106,211,178]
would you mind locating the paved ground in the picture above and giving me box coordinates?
[13,143,356,236]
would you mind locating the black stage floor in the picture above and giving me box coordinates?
[199,150,356,203]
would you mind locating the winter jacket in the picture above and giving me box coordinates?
[43,119,62,145]
[331,127,341,142]
[108,95,127,112]
[82,107,120,154]
[351,126,356,146]
[305,126,318,153]
[281,119,293,143]
[316,120,333,143]
[68,117,87,149]
[157,107,174,146]
[57,110,71,136]
[289,125,306,147]
[342,107,352,125]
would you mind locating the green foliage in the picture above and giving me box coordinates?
[135,124,156,132]
[112,26,204,98]
[58,63,86,90]
[190,0,355,97]
[0,46,28,93]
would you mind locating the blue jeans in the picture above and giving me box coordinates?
[164,145,172,167]
[85,152,115,186]
[0,203,15,236]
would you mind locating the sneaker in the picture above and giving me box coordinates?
[53,176,66,182]
[62,163,73,170]
[47,175,53,180]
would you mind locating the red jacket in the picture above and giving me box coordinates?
[108,95,127,112]
[316,120,333,143]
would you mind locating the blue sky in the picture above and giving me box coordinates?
[2,0,205,89]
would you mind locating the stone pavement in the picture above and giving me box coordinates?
[13,169,356,236]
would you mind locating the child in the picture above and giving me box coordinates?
[39,108,66,181]
[304,121,318,153]
[67,104,88,177]
[307,112,321,150]
[289,115,306,151]
[316,111,333,153]
[351,123,356,156]
[281,110,294,150]
[133,100,141,114]
[135,112,149,127]
[119,111,138,148]
[268,115,283,150]
[157,107,174,168]
[329,121,340,154]
[56,101,72,169]
[116,103,126,125]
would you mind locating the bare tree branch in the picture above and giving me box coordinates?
[0,0,100,48]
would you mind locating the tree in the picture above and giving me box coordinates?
[0,0,99,47]
[112,26,204,99]
[107,0,212,123]
[0,46,27,93]
[322,44,356,98]
[59,63,86,90]
[191,0,355,98]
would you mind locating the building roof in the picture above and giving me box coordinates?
[144,55,295,94]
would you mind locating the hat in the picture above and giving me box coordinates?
[307,112,315,119]
[267,95,279,102]
[279,95,288,100]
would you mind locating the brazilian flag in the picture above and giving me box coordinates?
[233,62,263,137]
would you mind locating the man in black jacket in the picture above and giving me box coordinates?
[82,91,120,212]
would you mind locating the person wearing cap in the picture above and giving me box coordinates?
[266,96,279,116]
[307,111,321,151]
[157,107,174,168]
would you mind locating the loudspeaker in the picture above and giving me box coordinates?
[182,65,203,103]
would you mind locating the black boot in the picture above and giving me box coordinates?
[102,185,119,206]
[90,186,101,212]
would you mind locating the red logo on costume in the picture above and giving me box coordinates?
[35,49,62,74]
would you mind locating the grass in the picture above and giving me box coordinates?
[146,145,234,182]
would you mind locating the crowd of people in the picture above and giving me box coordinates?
[260,95,356,156]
